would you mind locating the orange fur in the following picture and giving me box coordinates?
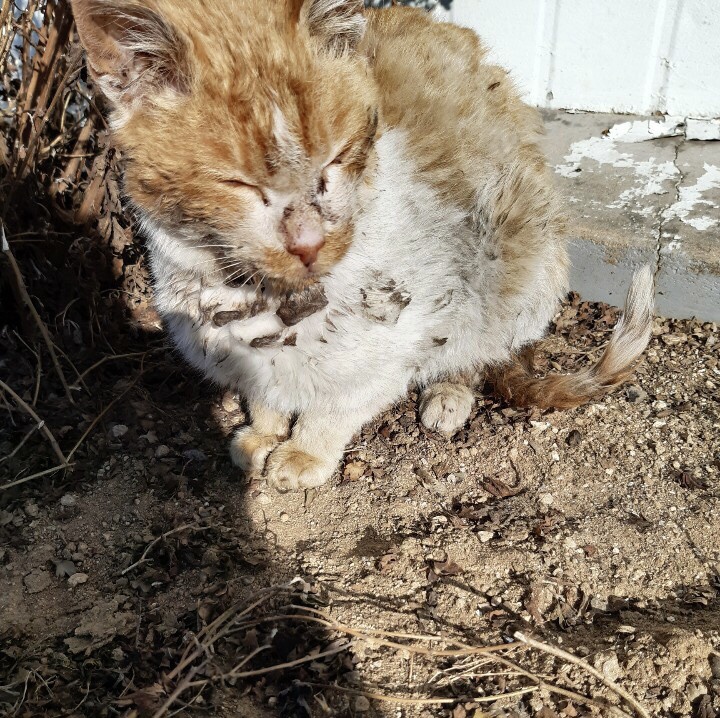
[363,9,567,302]
[72,0,378,289]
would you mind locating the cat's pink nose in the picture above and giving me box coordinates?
[283,207,325,268]
[287,228,325,267]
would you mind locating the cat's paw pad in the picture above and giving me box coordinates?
[419,382,474,436]
[265,442,337,493]
[230,427,281,475]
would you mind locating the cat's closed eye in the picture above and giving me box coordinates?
[222,179,269,206]
[317,150,347,194]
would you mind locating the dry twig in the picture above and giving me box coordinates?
[514,632,650,718]
[1,223,75,404]
[0,377,68,466]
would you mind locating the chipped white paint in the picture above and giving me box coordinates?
[662,163,720,231]
[606,117,685,143]
[686,118,720,141]
[554,120,682,209]
[610,159,679,211]
[555,117,691,179]
[555,120,720,231]
[450,0,720,117]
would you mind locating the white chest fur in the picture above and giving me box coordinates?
[145,130,564,417]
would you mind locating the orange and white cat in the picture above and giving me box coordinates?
[71,0,654,491]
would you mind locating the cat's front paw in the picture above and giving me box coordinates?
[264,442,338,492]
[419,382,474,436]
[230,426,282,475]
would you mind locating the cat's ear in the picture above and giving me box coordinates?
[304,0,366,53]
[70,0,191,108]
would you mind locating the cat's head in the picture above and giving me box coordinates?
[71,0,378,289]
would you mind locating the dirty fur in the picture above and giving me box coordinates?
[71,0,654,491]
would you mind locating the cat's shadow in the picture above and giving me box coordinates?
[1,194,365,716]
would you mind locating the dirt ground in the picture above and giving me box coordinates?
[1,292,719,718]
[3,3,719,716]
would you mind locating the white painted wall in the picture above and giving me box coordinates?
[448,0,720,118]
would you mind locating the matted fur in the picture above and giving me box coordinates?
[71,1,655,491]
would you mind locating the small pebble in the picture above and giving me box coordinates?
[625,385,648,403]
[155,445,171,458]
[24,569,52,594]
[110,424,128,438]
[279,512,290,523]
[222,393,240,412]
[68,572,89,587]
[354,696,370,712]
[256,493,272,506]
[60,494,76,507]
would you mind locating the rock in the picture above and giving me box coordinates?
[594,651,621,682]
[24,569,52,594]
[661,333,687,346]
[625,385,648,403]
[354,696,371,712]
[155,445,171,458]
[280,512,290,523]
[222,393,240,412]
[478,531,495,543]
[68,572,89,587]
[343,461,367,481]
[24,501,39,517]
[110,424,128,438]
[539,493,554,506]
[60,494,76,507]
[255,493,272,506]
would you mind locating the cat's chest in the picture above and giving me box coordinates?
[201,264,455,357]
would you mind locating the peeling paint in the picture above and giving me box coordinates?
[606,117,686,142]
[609,159,679,207]
[555,118,720,231]
[662,163,720,230]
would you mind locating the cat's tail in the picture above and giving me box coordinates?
[487,266,655,410]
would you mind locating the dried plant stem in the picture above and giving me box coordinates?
[152,642,356,718]
[51,115,97,196]
[318,683,538,705]
[514,632,649,718]
[165,583,301,683]
[2,226,75,404]
[0,378,67,466]
[0,421,41,464]
[492,653,634,718]
[70,352,149,390]
[0,463,71,492]
[235,610,519,659]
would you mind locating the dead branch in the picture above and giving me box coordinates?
[514,631,650,718]
[0,377,68,466]
[0,463,71,493]
[2,223,76,404]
